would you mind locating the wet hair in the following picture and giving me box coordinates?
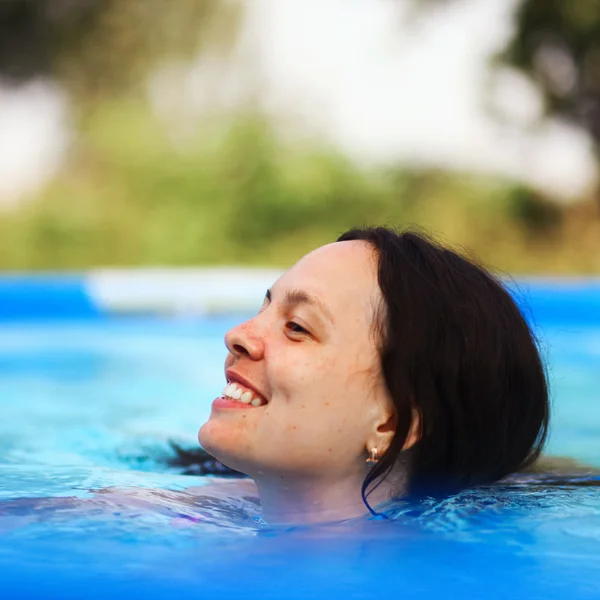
[167,226,549,505]
[335,227,549,502]
[167,443,244,477]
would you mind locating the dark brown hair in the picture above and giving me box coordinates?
[336,227,549,502]
[168,226,550,508]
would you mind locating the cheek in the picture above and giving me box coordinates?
[261,403,365,475]
[270,381,367,458]
[269,351,368,431]
[270,352,335,394]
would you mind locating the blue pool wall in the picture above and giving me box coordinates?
[0,270,598,324]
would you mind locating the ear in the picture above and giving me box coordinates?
[367,399,397,457]
[367,406,421,456]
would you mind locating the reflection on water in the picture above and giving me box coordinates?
[0,318,599,599]
[1,465,600,600]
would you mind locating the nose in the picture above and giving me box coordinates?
[224,317,265,360]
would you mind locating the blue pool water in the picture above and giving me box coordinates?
[1,298,600,598]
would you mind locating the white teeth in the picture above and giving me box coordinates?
[222,381,266,406]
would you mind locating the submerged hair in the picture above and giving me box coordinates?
[336,227,550,503]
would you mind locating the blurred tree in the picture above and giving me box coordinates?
[0,0,238,99]
[501,0,600,151]
[416,0,600,153]
[0,0,102,82]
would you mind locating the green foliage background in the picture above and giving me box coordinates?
[2,105,598,273]
[0,0,599,273]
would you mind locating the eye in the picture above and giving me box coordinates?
[285,321,309,335]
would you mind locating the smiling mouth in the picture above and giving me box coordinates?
[222,382,267,407]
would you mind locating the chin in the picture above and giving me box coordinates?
[197,420,251,475]
[197,419,219,455]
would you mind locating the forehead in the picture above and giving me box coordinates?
[276,240,381,324]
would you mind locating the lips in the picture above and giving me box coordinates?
[225,369,267,404]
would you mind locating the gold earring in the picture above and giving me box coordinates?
[366,448,379,464]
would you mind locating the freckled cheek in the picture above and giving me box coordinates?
[268,356,318,396]
[268,352,346,424]
[287,397,348,436]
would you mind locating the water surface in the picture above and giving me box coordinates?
[1,316,599,599]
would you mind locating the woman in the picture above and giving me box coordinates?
[194,226,549,525]
[1,226,551,531]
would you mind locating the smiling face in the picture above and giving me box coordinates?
[198,240,396,483]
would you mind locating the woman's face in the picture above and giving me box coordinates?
[198,240,393,481]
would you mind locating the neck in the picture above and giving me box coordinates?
[252,470,396,526]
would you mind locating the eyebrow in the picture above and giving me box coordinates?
[265,288,335,325]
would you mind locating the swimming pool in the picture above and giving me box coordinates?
[1,279,599,599]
